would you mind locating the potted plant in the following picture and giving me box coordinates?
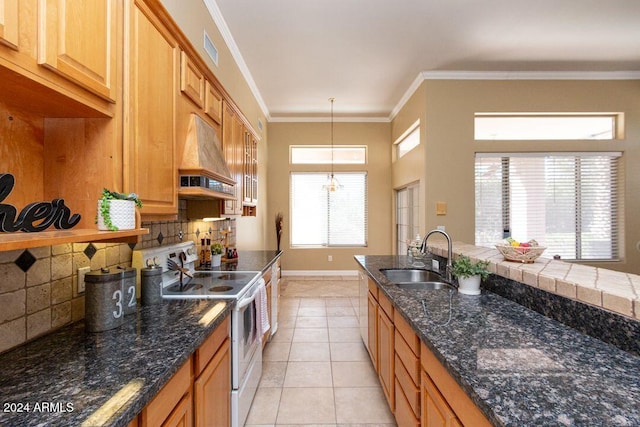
[96,189,142,231]
[211,241,224,267]
[452,255,490,295]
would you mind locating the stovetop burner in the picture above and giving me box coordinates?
[162,270,260,299]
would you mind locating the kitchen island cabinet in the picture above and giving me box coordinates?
[356,255,640,426]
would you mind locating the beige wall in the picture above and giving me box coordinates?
[267,122,392,271]
[160,0,269,250]
[393,79,640,273]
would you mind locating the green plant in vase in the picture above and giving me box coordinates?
[211,242,224,255]
[451,255,490,296]
[97,189,143,231]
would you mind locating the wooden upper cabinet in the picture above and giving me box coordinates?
[179,50,204,108]
[38,0,117,101]
[0,0,19,49]
[204,80,222,124]
[125,0,178,217]
[221,101,243,215]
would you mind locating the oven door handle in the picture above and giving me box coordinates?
[237,287,259,309]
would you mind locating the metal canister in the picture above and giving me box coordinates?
[84,268,125,332]
[141,266,164,305]
[121,267,137,315]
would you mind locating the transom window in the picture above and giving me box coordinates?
[394,120,420,159]
[290,145,366,164]
[474,114,620,140]
[475,153,621,261]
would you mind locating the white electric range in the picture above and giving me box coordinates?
[132,242,264,427]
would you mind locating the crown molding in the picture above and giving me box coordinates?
[203,0,271,120]
[389,70,640,121]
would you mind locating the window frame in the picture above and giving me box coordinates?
[474,152,622,261]
[289,171,368,248]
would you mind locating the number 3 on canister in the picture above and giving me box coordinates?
[112,290,123,318]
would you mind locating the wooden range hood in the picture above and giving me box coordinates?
[178,114,236,200]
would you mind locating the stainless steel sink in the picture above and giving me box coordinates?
[379,268,453,291]
[395,281,452,291]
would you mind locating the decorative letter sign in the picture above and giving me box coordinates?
[0,173,81,232]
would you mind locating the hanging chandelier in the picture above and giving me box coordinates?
[322,97,343,192]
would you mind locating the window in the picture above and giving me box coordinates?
[394,120,420,159]
[474,114,620,140]
[290,146,366,164]
[290,172,367,247]
[475,153,621,261]
[396,184,420,255]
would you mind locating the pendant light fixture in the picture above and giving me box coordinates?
[323,97,342,192]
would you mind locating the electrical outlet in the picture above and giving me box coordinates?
[328,255,333,262]
[432,259,440,271]
[437,225,445,231]
[78,267,90,294]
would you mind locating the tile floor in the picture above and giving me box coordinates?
[245,276,396,426]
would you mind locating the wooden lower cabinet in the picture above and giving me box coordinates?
[421,372,460,427]
[377,293,395,411]
[163,392,193,427]
[194,338,231,427]
[396,378,420,427]
[420,342,491,427]
[141,359,192,426]
[133,315,231,427]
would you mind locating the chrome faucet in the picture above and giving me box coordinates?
[420,229,453,282]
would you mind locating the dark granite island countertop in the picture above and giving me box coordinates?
[356,255,640,426]
[0,299,232,427]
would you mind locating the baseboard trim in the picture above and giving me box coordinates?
[282,270,359,277]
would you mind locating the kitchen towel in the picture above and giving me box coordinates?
[256,278,270,340]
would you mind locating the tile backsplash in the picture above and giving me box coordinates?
[0,201,236,354]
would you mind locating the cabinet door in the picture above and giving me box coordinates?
[421,371,458,427]
[367,292,378,369]
[221,102,243,215]
[180,50,204,108]
[194,338,231,427]
[126,0,178,216]
[162,392,193,427]
[0,0,18,49]
[378,306,395,411]
[204,80,222,124]
[38,0,117,101]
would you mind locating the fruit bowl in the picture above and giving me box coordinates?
[496,240,546,263]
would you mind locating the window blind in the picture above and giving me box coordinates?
[475,153,621,261]
[290,172,367,247]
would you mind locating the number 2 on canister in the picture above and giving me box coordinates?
[112,290,123,318]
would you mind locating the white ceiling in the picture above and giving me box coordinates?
[210,0,640,120]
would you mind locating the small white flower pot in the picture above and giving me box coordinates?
[211,254,222,267]
[97,199,136,231]
[457,275,482,295]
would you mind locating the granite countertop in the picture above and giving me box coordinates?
[0,298,232,427]
[356,255,640,426]
[0,250,282,427]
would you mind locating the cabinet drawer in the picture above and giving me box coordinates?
[368,278,378,300]
[395,354,420,418]
[394,311,420,355]
[395,330,420,385]
[141,358,192,427]
[395,378,420,427]
[194,315,230,376]
[378,291,394,319]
